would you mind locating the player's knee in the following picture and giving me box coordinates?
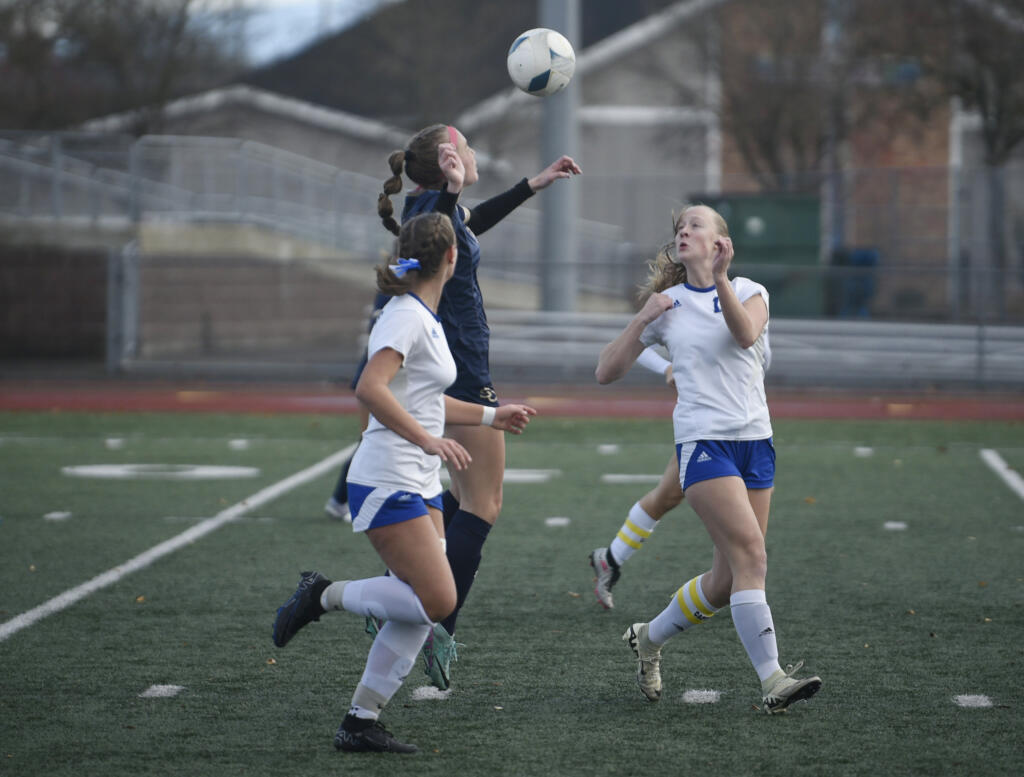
[423,587,457,622]
[734,540,767,581]
[471,488,502,521]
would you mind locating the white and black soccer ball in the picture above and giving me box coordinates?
[506,28,576,97]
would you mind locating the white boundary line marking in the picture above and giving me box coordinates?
[953,694,993,708]
[979,449,1024,501]
[601,473,661,484]
[0,443,357,643]
[140,684,186,698]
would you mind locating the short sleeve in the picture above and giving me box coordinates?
[639,317,664,348]
[367,308,419,364]
[734,277,769,316]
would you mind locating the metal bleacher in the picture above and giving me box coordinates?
[485,309,1024,389]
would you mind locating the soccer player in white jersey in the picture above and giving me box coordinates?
[588,332,686,609]
[271,212,536,754]
[596,204,821,714]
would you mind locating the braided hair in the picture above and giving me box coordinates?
[377,124,450,236]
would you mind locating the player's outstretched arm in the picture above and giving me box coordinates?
[444,397,537,435]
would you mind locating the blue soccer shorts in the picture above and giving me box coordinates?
[347,484,443,533]
[676,438,775,491]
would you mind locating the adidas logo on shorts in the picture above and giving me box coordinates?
[696,451,712,463]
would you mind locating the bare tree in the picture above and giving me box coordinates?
[879,0,1024,314]
[0,0,248,131]
[713,0,827,192]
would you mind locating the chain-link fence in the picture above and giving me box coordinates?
[3,132,1023,388]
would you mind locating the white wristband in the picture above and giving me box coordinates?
[480,406,497,426]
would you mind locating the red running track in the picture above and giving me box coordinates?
[1,380,1023,421]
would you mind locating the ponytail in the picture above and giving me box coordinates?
[375,212,456,296]
[376,124,449,236]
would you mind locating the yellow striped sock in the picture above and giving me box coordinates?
[647,573,722,643]
[674,574,718,627]
[609,503,659,564]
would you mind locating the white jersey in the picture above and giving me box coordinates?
[347,293,457,496]
[640,277,772,443]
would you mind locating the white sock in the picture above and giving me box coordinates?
[320,576,432,625]
[609,503,659,566]
[647,574,720,644]
[349,620,431,718]
[730,589,782,681]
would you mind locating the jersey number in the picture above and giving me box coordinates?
[713,297,721,313]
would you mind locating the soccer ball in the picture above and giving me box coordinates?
[506,28,576,97]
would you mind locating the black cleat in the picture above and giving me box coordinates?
[272,571,330,647]
[334,716,418,754]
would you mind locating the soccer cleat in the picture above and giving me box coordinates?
[324,496,351,523]
[334,716,418,754]
[272,571,330,648]
[760,661,822,714]
[421,623,459,690]
[623,622,662,701]
[589,547,620,609]
[364,616,384,637]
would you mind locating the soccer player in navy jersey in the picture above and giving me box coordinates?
[375,124,580,687]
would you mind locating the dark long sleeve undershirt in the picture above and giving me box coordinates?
[432,178,535,235]
[466,178,535,235]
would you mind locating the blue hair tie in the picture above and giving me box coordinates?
[389,257,421,277]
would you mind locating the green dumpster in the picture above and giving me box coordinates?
[696,194,822,318]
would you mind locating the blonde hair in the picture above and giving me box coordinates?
[375,212,456,296]
[377,124,450,236]
[637,204,730,301]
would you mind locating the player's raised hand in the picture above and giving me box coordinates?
[437,142,465,191]
[528,155,582,191]
[712,237,734,280]
[638,291,675,325]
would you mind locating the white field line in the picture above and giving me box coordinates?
[0,443,357,643]
[979,449,1024,501]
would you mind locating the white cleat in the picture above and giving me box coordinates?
[761,662,822,714]
[589,547,620,609]
[623,622,662,701]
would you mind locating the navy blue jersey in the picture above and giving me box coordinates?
[403,190,492,397]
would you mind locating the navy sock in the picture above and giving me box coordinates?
[440,509,491,636]
[332,446,358,504]
[441,490,460,531]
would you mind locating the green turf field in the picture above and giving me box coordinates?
[1,411,1021,776]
